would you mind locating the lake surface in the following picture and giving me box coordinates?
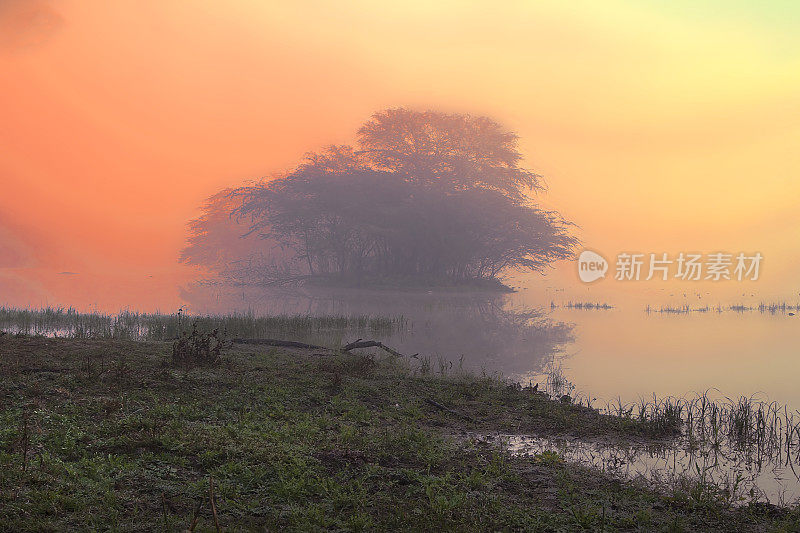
[183,283,800,411]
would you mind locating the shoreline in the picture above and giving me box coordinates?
[0,335,797,530]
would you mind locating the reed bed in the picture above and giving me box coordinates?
[529,365,800,466]
[730,302,800,314]
[552,301,614,310]
[645,301,800,315]
[601,392,800,466]
[645,304,722,314]
[0,306,407,341]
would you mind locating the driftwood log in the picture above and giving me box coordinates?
[342,338,412,358]
[231,337,412,358]
[231,338,327,350]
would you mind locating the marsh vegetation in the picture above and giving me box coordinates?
[1,334,798,531]
[0,306,406,343]
[645,301,800,315]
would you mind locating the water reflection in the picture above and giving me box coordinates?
[478,432,800,506]
[182,283,800,410]
[181,283,573,377]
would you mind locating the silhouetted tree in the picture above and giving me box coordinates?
[182,108,577,288]
[180,188,288,282]
[358,108,543,201]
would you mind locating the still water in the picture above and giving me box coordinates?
[184,283,800,411]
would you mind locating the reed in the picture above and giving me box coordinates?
[0,306,407,341]
[645,301,800,315]
[602,391,800,464]
[561,301,614,310]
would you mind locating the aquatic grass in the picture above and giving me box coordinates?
[644,304,722,315]
[645,301,800,315]
[552,301,614,310]
[542,363,576,400]
[751,302,799,314]
[600,391,800,466]
[727,302,800,314]
[0,306,407,342]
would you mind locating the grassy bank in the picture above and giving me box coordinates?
[0,335,798,531]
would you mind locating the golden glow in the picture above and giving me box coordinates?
[2,0,799,309]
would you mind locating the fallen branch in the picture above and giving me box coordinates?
[424,398,474,422]
[232,337,412,359]
[342,339,408,358]
[232,338,327,350]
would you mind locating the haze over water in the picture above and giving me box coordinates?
[171,273,800,414]
[3,0,800,309]
[1,0,799,447]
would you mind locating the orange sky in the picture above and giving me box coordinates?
[2,0,799,311]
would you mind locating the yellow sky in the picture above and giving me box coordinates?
[1,0,798,310]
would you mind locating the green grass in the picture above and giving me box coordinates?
[0,335,798,531]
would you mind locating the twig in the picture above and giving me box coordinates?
[161,492,168,529]
[209,478,221,532]
[187,500,203,532]
[424,398,474,422]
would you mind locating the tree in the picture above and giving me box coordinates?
[181,108,577,288]
[357,108,543,201]
[180,189,288,283]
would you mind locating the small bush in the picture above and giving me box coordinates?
[171,321,223,367]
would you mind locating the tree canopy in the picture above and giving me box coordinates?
[357,108,543,200]
[182,108,577,289]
